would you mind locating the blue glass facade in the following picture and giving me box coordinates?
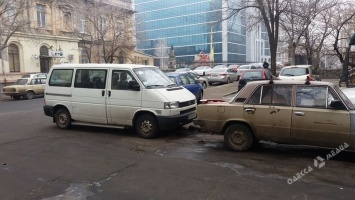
[135,0,246,64]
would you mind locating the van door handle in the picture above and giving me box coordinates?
[102,90,105,97]
[294,112,305,116]
[108,91,111,97]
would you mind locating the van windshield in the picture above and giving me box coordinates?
[133,68,175,88]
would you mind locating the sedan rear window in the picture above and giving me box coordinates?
[281,68,309,76]
[242,71,262,79]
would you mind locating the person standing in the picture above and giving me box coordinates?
[263,61,269,69]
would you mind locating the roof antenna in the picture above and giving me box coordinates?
[305,76,311,85]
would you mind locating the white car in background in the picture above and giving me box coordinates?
[278,65,314,81]
[193,66,212,76]
[341,87,355,105]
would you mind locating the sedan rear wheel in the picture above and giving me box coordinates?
[202,82,207,89]
[25,91,34,100]
[224,124,254,152]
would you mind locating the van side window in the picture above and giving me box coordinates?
[111,70,135,90]
[74,69,107,89]
[49,69,73,87]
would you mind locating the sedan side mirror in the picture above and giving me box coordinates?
[330,100,345,109]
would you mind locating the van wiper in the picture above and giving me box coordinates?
[146,85,165,88]
[283,74,294,76]
[167,84,177,87]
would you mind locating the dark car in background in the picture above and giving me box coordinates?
[238,69,275,91]
[166,72,204,102]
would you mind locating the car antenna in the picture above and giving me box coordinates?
[305,76,311,85]
[269,76,274,84]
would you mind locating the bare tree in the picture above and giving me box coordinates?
[279,0,337,66]
[154,39,169,69]
[329,2,355,68]
[224,0,289,75]
[66,0,136,63]
[301,8,333,71]
[0,0,31,51]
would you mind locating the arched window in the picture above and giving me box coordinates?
[40,46,48,56]
[118,52,124,64]
[8,44,20,72]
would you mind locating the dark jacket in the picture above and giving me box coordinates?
[263,62,269,69]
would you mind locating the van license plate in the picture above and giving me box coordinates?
[188,113,196,119]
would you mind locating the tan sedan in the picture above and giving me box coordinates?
[194,80,355,151]
[2,77,46,100]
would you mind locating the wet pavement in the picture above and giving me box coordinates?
[1,80,355,199]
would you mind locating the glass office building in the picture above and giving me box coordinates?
[134,0,247,65]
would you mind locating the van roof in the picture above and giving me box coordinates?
[51,64,157,69]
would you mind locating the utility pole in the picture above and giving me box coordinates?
[209,26,214,66]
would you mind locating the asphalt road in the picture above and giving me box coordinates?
[1,81,355,200]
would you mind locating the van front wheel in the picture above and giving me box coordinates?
[55,108,71,129]
[135,114,159,139]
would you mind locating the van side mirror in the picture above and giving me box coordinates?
[330,100,345,109]
[128,80,140,91]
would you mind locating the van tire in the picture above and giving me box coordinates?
[25,91,34,100]
[224,124,253,152]
[135,114,159,139]
[55,108,72,129]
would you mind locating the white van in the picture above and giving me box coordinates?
[43,64,197,138]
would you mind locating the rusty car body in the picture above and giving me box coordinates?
[1,77,47,100]
[193,80,355,151]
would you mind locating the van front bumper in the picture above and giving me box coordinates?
[43,105,54,117]
[157,111,196,130]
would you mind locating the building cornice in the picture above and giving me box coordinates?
[11,32,81,43]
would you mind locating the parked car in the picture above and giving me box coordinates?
[193,66,212,76]
[43,64,197,139]
[207,68,239,85]
[238,69,275,91]
[175,68,192,73]
[341,87,355,105]
[166,72,204,102]
[227,65,239,72]
[278,65,314,81]
[212,65,227,70]
[186,72,208,89]
[21,73,48,78]
[249,63,263,68]
[193,80,355,152]
[236,65,258,78]
[1,77,47,100]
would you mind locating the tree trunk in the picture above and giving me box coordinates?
[270,40,277,75]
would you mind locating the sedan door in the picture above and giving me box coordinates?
[291,86,350,147]
[179,74,200,98]
[242,85,293,142]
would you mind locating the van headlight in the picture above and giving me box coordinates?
[164,101,179,109]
